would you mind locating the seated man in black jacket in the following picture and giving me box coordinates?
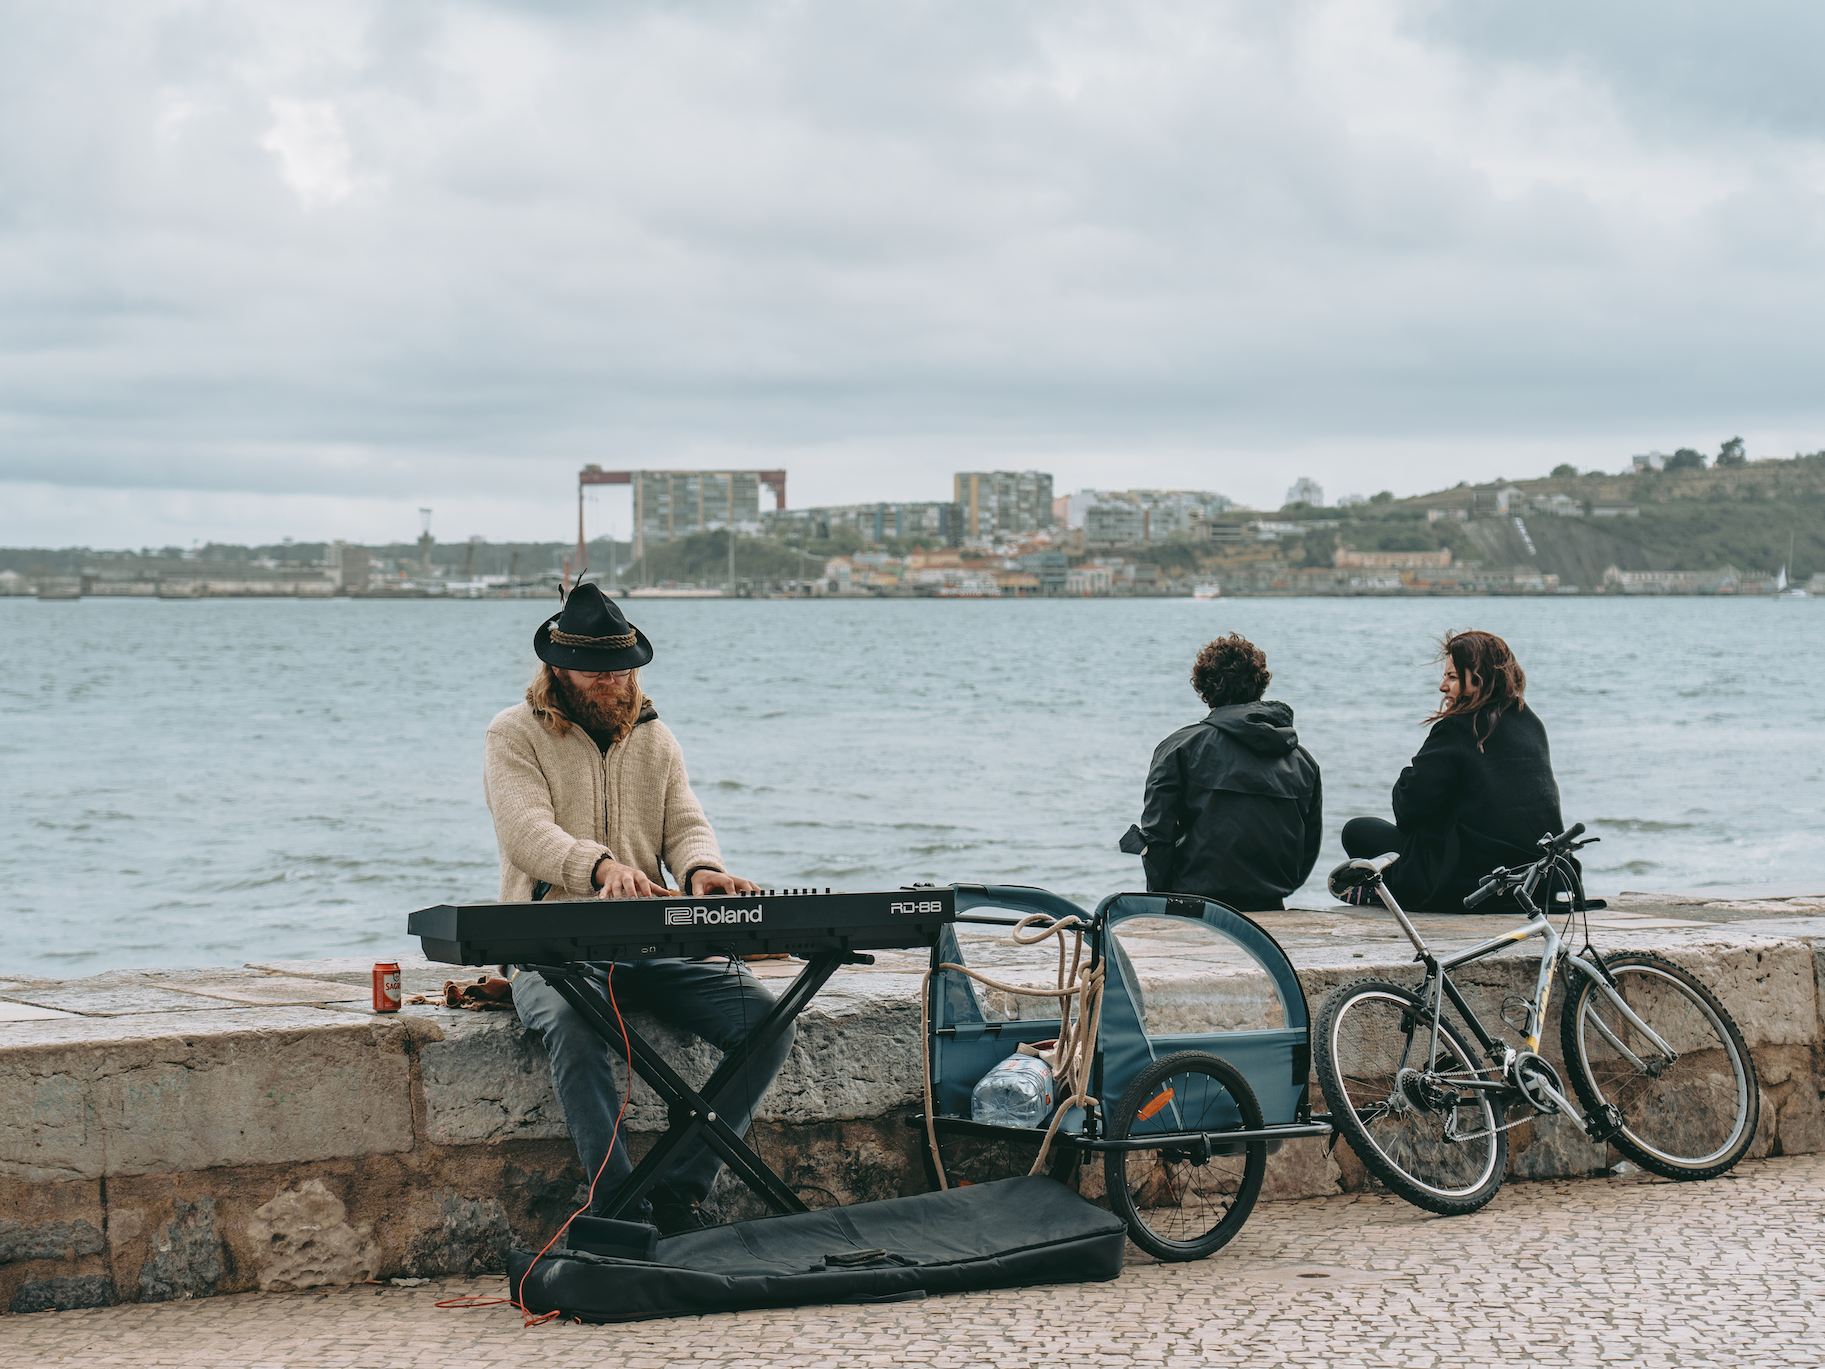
[1121,633,1323,911]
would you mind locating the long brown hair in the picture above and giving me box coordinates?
[1424,629,1525,749]
[526,662,645,741]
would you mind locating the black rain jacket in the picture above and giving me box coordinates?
[1126,701,1323,910]
[1388,704,1566,911]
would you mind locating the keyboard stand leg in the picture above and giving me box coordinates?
[696,950,857,1117]
[530,963,813,1222]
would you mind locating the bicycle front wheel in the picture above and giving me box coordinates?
[1314,979,1508,1215]
[1560,951,1758,1180]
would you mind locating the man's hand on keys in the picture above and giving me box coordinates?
[592,858,675,899]
[691,869,761,896]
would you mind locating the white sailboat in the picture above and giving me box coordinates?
[1776,533,1810,598]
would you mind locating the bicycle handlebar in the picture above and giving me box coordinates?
[1462,824,1591,911]
[1463,876,1504,910]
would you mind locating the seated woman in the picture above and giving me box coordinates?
[1340,629,1565,912]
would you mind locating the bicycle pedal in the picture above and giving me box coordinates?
[1583,1103,1624,1143]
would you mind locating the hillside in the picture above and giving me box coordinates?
[1252,454,1825,585]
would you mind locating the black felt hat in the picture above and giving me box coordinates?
[534,583,654,672]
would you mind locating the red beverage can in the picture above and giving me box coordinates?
[373,962,402,1012]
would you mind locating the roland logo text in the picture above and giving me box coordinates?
[664,904,764,927]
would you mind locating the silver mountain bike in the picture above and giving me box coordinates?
[1313,824,1759,1215]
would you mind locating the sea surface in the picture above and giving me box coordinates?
[2,595,1821,977]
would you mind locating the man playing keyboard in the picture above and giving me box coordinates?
[482,583,792,1234]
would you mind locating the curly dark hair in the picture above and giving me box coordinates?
[1191,633,1271,708]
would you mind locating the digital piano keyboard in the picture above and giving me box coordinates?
[408,886,957,966]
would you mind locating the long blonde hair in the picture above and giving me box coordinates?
[526,662,645,740]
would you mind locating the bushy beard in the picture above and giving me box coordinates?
[558,675,641,740]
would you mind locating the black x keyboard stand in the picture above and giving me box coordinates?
[524,949,870,1218]
[408,887,958,1218]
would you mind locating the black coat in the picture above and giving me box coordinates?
[1129,702,1323,910]
[1389,704,1566,910]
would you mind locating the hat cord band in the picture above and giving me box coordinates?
[550,627,637,649]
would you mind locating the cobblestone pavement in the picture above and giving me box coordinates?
[6,1154,1822,1368]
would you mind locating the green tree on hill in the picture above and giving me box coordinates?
[1370,490,1395,504]
[1716,436,1746,468]
[1376,530,1433,552]
[1666,448,1706,471]
[1551,463,1577,478]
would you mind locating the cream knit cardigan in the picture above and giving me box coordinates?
[482,702,726,902]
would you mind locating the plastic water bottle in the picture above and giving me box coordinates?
[969,1054,1055,1127]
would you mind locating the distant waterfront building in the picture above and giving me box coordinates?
[1470,485,1521,517]
[1284,477,1324,507]
[1016,550,1070,594]
[331,542,371,592]
[954,471,1054,541]
[1084,502,1148,547]
[575,468,787,559]
[1059,488,1230,533]
[1252,519,1338,540]
[763,501,963,546]
[1603,564,1739,593]
[1631,453,1667,472]
[1527,493,1583,517]
[1202,519,1250,545]
[632,470,765,557]
[1334,548,1453,570]
[1064,565,1114,596]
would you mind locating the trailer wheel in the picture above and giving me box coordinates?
[1104,1051,1265,1261]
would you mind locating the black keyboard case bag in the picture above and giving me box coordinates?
[510,1176,1127,1323]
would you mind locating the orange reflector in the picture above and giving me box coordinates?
[1136,1088,1175,1121]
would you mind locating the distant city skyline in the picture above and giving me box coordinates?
[7,442,1808,552]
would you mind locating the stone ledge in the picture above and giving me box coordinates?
[3,891,1820,1313]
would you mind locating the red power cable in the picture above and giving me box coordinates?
[437,965,634,1327]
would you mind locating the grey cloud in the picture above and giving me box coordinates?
[1419,1,1825,140]
[2,0,1823,511]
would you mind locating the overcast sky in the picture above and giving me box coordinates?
[5,0,1824,547]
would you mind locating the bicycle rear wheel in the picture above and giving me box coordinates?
[1314,979,1508,1216]
[1104,1051,1264,1261]
[1560,951,1758,1180]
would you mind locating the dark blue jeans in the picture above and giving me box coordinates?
[509,958,795,1212]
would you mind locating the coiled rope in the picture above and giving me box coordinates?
[920,913,1106,1189]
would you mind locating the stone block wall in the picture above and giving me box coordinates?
[3,912,1822,1314]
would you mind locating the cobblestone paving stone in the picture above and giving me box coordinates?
[6,1154,1822,1368]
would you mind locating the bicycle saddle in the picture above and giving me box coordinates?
[1327,852,1400,898]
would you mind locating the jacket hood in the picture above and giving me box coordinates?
[1206,701,1299,756]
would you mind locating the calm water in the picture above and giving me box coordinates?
[2,596,1821,976]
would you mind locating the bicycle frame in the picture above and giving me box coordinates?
[1363,877,1675,1137]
